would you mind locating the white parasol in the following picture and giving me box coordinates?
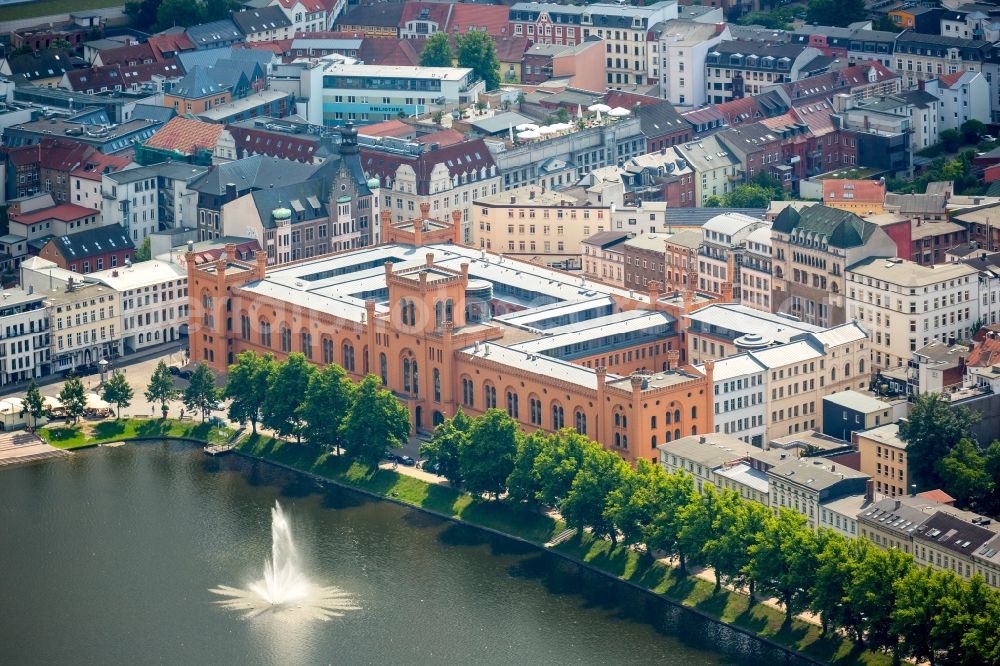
[515,123,539,131]
[608,107,631,117]
[517,130,540,140]
[86,394,111,410]
[588,103,611,113]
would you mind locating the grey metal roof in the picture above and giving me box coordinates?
[822,389,891,414]
[48,224,134,260]
[469,112,537,136]
[185,19,243,48]
[231,6,292,35]
[768,457,868,492]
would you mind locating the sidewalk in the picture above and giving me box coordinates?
[0,339,185,397]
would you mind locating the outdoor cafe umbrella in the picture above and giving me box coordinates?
[588,103,611,113]
[608,107,631,117]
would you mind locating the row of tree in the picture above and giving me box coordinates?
[124,0,241,32]
[421,408,1000,663]
[224,351,410,467]
[899,392,1000,516]
[419,32,501,93]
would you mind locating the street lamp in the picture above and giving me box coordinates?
[98,358,109,385]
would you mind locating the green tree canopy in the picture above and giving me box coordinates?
[644,469,699,573]
[937,438,993,506]
[898,392,978,490]
[156,0,204,28]
[21,380,46,431]
[806,0,865,27]
[145,360,177,414]
[533,429,591,507]
[560,446,629,544]
[124,0,162,30]
[58,375,87,424]
[300,362,354,452]
[704,195,723,208]
[102,370,134,419]
[745,508,817,621]
[722,183,776,208]
[134,237,151,262]
[422,408,473,487]
[456,30,500,92]
[262,353,314,442]
[340,375,411,469]
[505,429,548,503]
[225,351,274,434]
[419,33,454,68]
[461,408,519,500]
[183,363,219,422]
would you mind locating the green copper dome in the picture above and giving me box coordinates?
[367,177,381,189]
[272,207,292,220]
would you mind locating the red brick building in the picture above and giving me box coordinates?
[38,224,135,273]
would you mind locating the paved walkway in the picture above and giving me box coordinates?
[0,430,67,467]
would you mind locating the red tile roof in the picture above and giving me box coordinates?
[448,4,510,37]
[273,0,326,13]
[10,203,98,225]
[917,489,955,505]
[36,139,94,172]
[823,179,886,204]
[790,99,836,137]
[605,90,662,109]
[6,144,40,168]
[399,2,453,29]
[938,71,964,88]
[966,335,1000,367]
[147,31,195,59]
[63,58,181,93]
[714,96,761,126]
[361,138,496,196]
[144,116,225,155]
[236,39,293,55]
[71,152,132,181]
[225,124,320,162]
[494,35,530,62]
[414,128,465,147]
[356,37,420,66]
[97,42,159,66]
[357,119,415,139]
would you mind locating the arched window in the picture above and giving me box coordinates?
[300,330,312,359]
[484,382,497,409]
[343,342,355,372]
[322,337,334,364]
[529,397,542,425]
[844,362,851,378]
[831,367,837,381]
[674,409,681,423]
[435,300,443,328]
[403,358,411,392]
[461,377,474,407]
[506,390,519,418]
[363,346,369,375]
[664,411,671,425]
[859,358,865,374]
[613,407,626,448]
[674,428,681,440]
[433,368,441,402]
[665,430,672,443]
[551,403,564,430]
[280,325,292,353]
[259,320,271,347]
[575,409,587,435]
[411,361,419,394]
[445,299,454,323]
[400,299,409,326]
[408,301,415,327]
[622,436,628,449]
[240,314,251,340]
[379,353,387,385]
[651,415,657,429]
[691,406,697,420]
[614,433,621,447]
[651,435,657,449]
[614,413,621,427]
[691,425,698,436]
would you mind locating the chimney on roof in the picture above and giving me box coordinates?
[225,182,237,202]
[918,79,925,92]
[865,478,874,502]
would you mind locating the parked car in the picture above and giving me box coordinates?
[399,455,416,467]
[168,366,181,376]
[386,453,403,463]
[207,416,226,427]
[211,401,226,412]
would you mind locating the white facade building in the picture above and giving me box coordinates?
[698,212,769,296]
[654,20,729,108]
[925,71,992,135]
[89,260,189,354]
[846,256,978,371]
[0,288,50,386]
[740,226,772,312]
[101,169,158,243]
[698,352,767,447]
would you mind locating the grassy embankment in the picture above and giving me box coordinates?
[0,0,121,22]
[38,418,234,449]
[238,433,890,666]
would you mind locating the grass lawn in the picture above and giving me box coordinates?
[240,435,888,664]
[0,0,122,22]
[39,418,234,449]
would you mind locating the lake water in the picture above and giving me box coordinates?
[0,441,810,665]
